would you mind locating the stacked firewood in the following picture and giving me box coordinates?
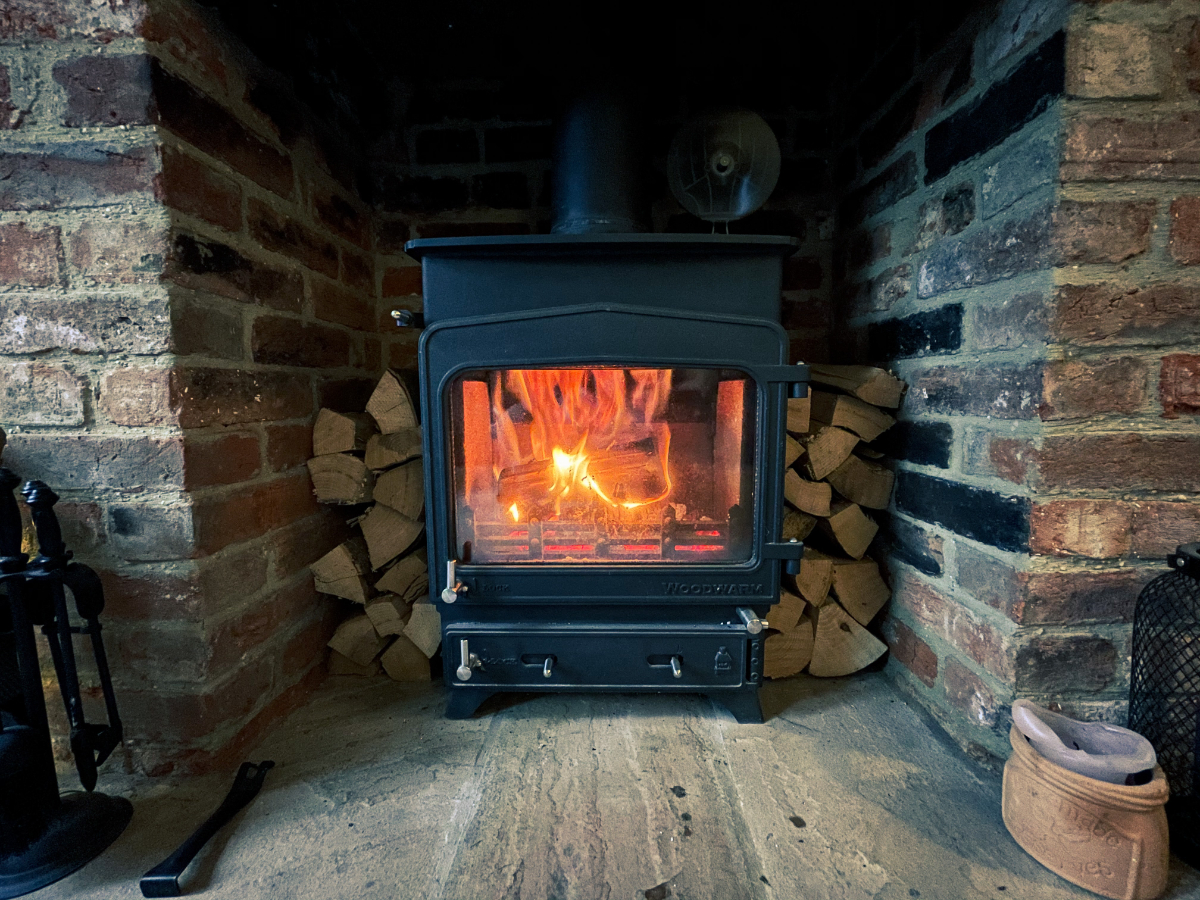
[306,370,440,681]
[763,364,906,680]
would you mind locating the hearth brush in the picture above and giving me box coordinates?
[0,467,131,899]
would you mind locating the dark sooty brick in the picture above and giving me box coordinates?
[841,153,918,226]
[416,129,479,164]
[872,421,953,468]
[868,304,963,360]
[376,175,469,213]
[886,515,944,576]
[896,471,1030,552]
[486,125,553,163]
[473,172,529,209]
[861,86,921,169]
[925,31,1065,184]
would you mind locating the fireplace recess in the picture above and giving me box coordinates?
[408,233,805,722]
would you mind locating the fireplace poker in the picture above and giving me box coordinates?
[139,760,274,898]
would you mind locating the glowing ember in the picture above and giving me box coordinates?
[674,544,724,552]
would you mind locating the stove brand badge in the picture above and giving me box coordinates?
[662,582,766,595]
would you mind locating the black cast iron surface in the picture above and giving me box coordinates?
[407,233,804,722]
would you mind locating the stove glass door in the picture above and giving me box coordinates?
[449,367,757,564]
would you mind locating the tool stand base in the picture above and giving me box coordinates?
[0,792,132,899]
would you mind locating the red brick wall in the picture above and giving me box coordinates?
[0,0,393,774]
[835,0,1200,762]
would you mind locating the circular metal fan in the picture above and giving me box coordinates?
[667,109,781,224]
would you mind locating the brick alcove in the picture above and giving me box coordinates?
[0,0,1196,773]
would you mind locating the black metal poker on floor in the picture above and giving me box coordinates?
[0,467,131,899]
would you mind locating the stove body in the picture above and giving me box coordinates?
[408,233,805,722]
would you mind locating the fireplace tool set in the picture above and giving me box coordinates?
[0,468,130,898]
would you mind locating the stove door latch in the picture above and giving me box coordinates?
[441,560,467,604]
[762,538,805,575]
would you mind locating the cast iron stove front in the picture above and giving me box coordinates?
[407,234,805,723]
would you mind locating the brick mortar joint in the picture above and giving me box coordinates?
[893,560,1026,634]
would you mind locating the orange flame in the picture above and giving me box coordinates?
[492,368,673,513]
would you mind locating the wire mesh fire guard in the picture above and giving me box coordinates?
[1129,543,1200,868]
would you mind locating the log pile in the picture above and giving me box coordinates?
[307,370,438,681]
[764,364,906,680]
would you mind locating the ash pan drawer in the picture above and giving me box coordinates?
[446,627,752,688]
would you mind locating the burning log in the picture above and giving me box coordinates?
[496,439,668,512]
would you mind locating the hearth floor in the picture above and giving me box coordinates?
[38,673,1200,900]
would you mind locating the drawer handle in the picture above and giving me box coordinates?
[647,654,685,677]
[543,657,553,679]
[456,639,481,681]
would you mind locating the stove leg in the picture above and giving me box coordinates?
[710,689,763,724]
[445,688,495,720]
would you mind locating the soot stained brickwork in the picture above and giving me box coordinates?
[0,0,398,775]
[833,0,1200,761]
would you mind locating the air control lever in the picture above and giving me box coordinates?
[456,639,481,681]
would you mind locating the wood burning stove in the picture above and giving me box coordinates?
[407,233,806,721]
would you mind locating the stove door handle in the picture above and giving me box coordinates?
[737,607,767,634]
[441,560,466,604]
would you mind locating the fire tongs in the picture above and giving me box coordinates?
[139,760,274,897]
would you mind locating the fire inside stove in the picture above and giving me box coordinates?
[450,367,757,564]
